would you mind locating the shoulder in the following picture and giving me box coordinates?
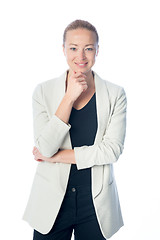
[32,72,66,100]
[94,72,126,100]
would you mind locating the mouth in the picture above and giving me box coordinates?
[75,62,88,67]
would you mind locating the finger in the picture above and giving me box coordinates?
[33,149,37,155]
[34,152,40,158]
[35,148,40,155]
[33,146,37,154]
[34,155,43,162]
[76,78,87,83]
[74,70,86,75]
[77,74,86,79]
[80,81,88,85]
[74,71,86,78]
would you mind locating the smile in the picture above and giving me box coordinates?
[75,62,88,67]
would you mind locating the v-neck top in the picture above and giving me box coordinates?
[66,92,98,188]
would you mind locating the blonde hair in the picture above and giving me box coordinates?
[63,19,99,45]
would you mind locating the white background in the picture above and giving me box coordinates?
[0,0,160,239]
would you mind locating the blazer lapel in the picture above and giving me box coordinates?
[56,71,110,197]
[92,72,110,198]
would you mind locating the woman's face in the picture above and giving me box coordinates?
[63,28,99,75]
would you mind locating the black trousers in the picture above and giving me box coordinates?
[33,185,106,240]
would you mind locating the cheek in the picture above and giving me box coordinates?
[65,52,75,62]
[88,53,96,63]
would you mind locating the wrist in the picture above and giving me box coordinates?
[53,150,62,163]
[57,150,62,163]
[64,93,74,105]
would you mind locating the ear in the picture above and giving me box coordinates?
[96,45,99,56]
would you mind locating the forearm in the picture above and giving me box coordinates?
[33,146,76,164]
[32,85,73,157]
[55,93,74,125]
[53,149,76,164]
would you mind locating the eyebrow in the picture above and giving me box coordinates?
[69,44,95,47]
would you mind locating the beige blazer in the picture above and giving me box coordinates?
[23,70,127,239]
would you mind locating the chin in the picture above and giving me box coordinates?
[75,67,92,74]
[69,65,93,74]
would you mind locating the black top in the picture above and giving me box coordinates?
[67,92,98,187]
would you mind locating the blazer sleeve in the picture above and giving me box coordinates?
[74,87,127,170]
[32,83,71,157]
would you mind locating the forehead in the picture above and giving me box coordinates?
[65,28,97,45]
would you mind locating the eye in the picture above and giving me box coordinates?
[70,47,77,51]
[86,48,94,51]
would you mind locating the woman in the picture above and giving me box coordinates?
[23,19,127,240]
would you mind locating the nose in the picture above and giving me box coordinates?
[78,49,86,60]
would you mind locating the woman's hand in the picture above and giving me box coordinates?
[32,146,58,163]
[66,71,88,102]
[32,146,76,164]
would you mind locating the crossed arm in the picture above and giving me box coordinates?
[33,146,76,164]
[32,83,127,169]
[32,83,77,164]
